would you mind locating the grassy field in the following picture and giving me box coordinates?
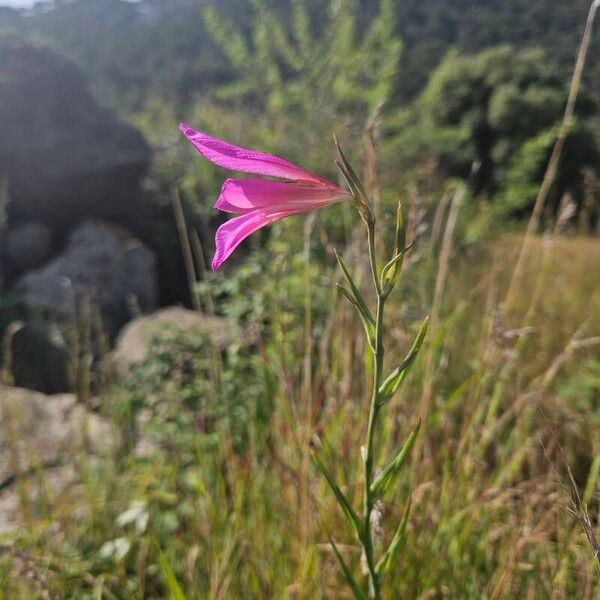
[1,0,600,597]
[1,229,599,599]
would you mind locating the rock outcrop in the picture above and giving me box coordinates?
[0,39,151,235]
[5,222,54,273]
[0,385,113,532]
[0,39,188,395]
[112,306,232,376]
[9,321,70,394]
[13,221,158,336]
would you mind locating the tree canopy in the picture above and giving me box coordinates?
[383,46,598,220]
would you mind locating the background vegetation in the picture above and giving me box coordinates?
[0,0,599,598]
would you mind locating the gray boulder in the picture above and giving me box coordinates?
[13,221,158,335]
[10,320,71,394]
[0,385,113,532]
[0,40,150,232]
[6,221,54,273]
[112,306,232,376]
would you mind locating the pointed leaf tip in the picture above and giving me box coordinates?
[375,497,412,575]
[378,317,429,404]
[370,422,420,497]
[335,249,374,325]
[328,536,368,600]
[311,451,363,542]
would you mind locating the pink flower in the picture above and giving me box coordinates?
[179,124,352,271]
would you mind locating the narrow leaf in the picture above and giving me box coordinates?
[333,134,373,223]
[337,285,376,350]
[336,159,362,202]
[381,202,407,292]
[311,451,362,542]
[334,250,375,328]
[370,422,420,497]
[335,161,373,226]
[393,201,406,260]
[329,536,368,600]
[381,240,415,295]
[335,249,374,326]
[380,250,405,291]
[333,134,368,201]
[375,497,412,575]
[378,316,429,404]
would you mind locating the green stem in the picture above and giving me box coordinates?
[363,220,384,599]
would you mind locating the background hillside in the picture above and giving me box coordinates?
[1,0,599,110]
[3,0,598,229]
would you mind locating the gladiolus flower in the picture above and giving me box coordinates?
[179,124,352,271]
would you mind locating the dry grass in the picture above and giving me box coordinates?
[0,230,599,599]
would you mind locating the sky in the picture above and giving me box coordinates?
[1,0,47,6]
[1,0,140,6]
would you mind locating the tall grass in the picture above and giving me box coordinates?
[1,223,599,598]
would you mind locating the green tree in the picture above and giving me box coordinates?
[200,0,402,173]
[500,121,599,218]
[390,0,600,103]
[385,46,598,213]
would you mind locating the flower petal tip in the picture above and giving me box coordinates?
[214,179,236,211]
[179,123,200,142]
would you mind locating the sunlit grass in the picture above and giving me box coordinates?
[1,232,599,599]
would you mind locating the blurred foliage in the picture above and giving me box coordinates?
[1,0,599,235]
[204,0,400,124]
[193,0,401,175]
[2,0,599,110]
[499,122,599,217]
[1,235,600,597]
[115,325,256,456]
[381,46,600,237]
[384,47,598,194]
[390,0,600,102]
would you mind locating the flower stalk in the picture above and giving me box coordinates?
[363,287,385,598]
[313,140,427,599]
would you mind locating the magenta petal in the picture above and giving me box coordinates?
[215,178,351,214]
[212,208,307,271]
[179,123,332,186]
